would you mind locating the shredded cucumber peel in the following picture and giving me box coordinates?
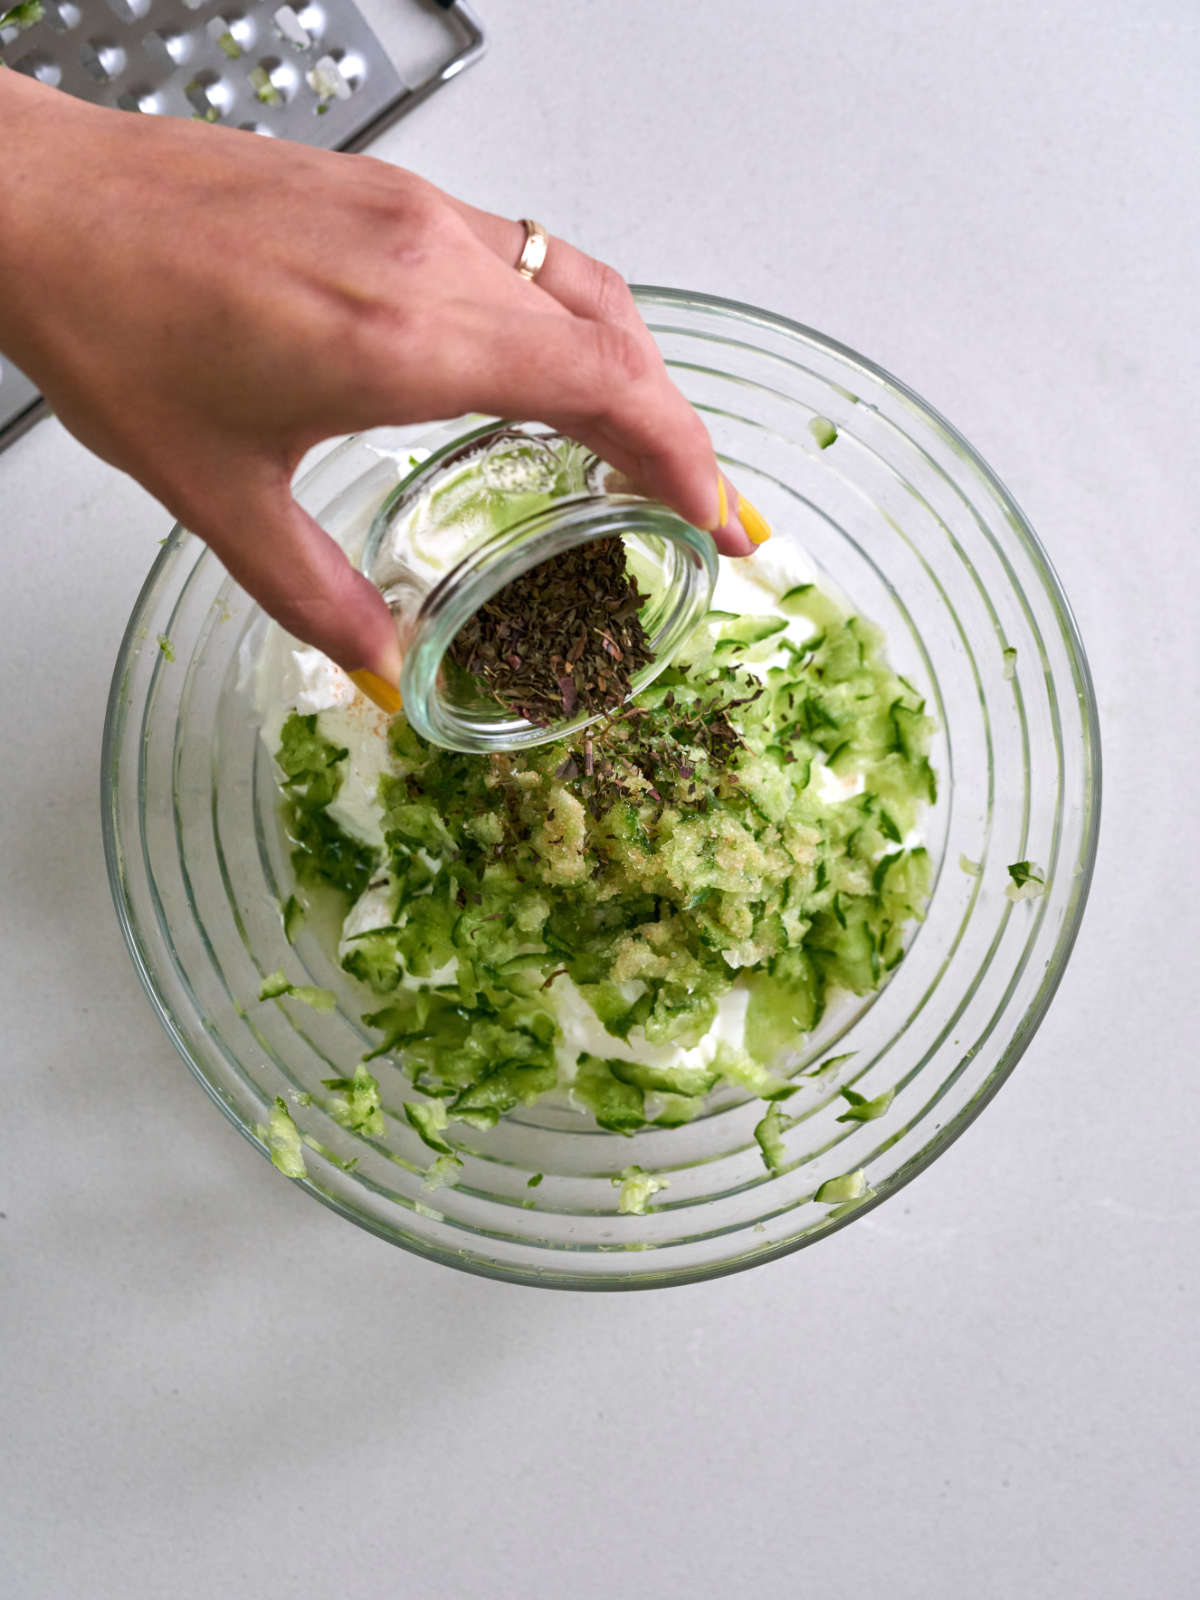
[404,1098,454,1155]
[836,1084,895,1123]
[258,970,336,1013]
[323,1066,385,1136]
[1005,861,1046,902]
[815,1168,870,1205]
[806,1050,855,1077]
[265,1098,307,1179]
[614,1165,669,1214]
[422,1153,463,1190]
[754,1103,791,1173]
[0,1,43,31]
[277,713,380,901]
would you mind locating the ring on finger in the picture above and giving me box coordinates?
[515,218,550,282]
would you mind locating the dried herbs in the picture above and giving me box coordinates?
[552,672,764,820]
[448,537,652,726]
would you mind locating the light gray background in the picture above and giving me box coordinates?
[2,2,1197,1595]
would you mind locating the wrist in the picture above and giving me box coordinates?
[0,75,92,364]
[0,70,52,262]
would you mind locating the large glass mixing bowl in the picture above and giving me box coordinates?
[102,288,1101,1289]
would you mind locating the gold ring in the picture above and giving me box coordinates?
[515,218,549,282]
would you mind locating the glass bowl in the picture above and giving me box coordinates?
[101,287,1101,1289]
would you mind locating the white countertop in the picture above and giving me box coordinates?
[2,2,1198,1595]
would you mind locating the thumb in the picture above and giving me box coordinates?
[198,476,403,714]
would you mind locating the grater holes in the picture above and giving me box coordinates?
[184,70,233,120]
[40,0,81,32]
[11,52,62,85]
[143,27,190,67]
[272,5,309,49]
[237,121,276,137]
[104,0,151,21]
[293,4,325,41]
[338,49,363,88]
[80,37,127,84]
[248,57,296,105]
[205,14,255,58]
[115,84,162,113]
[305,52,351,105]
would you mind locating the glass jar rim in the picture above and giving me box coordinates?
[362,421,718,753]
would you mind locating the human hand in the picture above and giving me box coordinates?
[0,72,770,703]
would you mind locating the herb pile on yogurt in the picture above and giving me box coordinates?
[257,538,934,1166]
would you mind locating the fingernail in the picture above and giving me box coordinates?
[736,492,772,546]
[710,471,771,552]
[349,669,403,715]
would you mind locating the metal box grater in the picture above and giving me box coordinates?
[0,0,484,450]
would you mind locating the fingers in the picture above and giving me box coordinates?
[441,203,767,554]
[196,472,403,707]
[380,295,752,555]
[448,203,654,344]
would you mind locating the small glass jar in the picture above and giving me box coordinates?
[358,420,717,753]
